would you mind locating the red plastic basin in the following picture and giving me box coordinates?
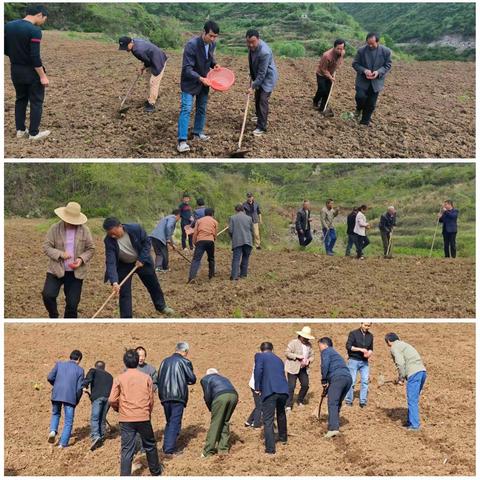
[207,67,235,92]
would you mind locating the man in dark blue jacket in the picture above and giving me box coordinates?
[254,342,289,454]
[379,206,397,258]
[177,21,221,153]
[200,368,238,457]
[438,200,459,258]
[103,218,174,318]
[47,350,85,448]
[318,337,353,438]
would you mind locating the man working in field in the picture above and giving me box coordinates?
[118,36,168,113]
[438,200,459,258]
[229,204,255,280]
[103,217,174,318]
[295,200,313,247]
[149,209,180,273]
[320,199,339,256]
[178,193,194,251]
[4,4,50,140]
[243,192,263,249]
[313,39,345,113]
[379,206,397,258]
[352,33,392,126]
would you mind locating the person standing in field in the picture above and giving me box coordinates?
[42,202,95,318]
[228,204,255,280]
[194,198,208,221]
[295,200,313,247]
[149,209,181,273]
[4,4,51,140]
[438,200,459,258]
[178,193,194,251]
[354,205,370,259]
[345,207,358,257]
[243,192,263,249]
[379,206,396,258]
[320,199,339,256]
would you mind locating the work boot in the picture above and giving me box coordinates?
[144,101,155,113]
[16,128,28,138]
[160,306,175,316]
[193,133,210,141]
[252,128,265,136]
[324,430,340,438]
[177,141,190,153]
[48,431,56,444]
[29,130,51,141]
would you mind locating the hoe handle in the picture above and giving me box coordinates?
[238,93,251,150]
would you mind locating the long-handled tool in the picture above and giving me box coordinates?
[92,265,138,318]
[429,209,443,257]
[217,225,229,236]
[118,73,142,114]
[315,387,328,420]
[386,228,394,257]
[229,93,251,158]
[171,244,192,264]
[378,374,396,387]
[322,73,336,113]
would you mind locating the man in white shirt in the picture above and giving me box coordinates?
[353,205,370,260]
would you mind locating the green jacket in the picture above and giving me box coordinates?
[389,340,426,380]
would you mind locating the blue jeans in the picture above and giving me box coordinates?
[345,359,369,405]
[231,245,253,280]
[323,228,337,254]
[162,401,185,454]
[49,401,76,447]
[177,90,209,141]
[406,370,427,429]
[91,397,110,440]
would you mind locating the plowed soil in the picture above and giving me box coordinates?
[4,218,475,318]
[4,322,475,476]
[3,31,475,158]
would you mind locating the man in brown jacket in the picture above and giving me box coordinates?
[285,326,315,410]
[42,202,95,318]
[109,349,163,476]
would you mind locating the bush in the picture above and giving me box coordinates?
[271,41,306,58]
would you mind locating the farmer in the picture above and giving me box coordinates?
[354,205,370,259]
[318,337,353,438]
[384,333,427,430]
[352,32,392,126]
[149,209,181,273]
[345,323,373,408]
[295,200,313,247]
[246,29,279,136]
[243,192,263,249]
[200,368,238,458]
[345,207,358,257]
[313,39,345,113]
[109,349,163,476]
[157,342,197,456]
[438,200,459,258]
[178,193,194,251]
[118,36,168,113]
[177,21,221,153]
[188,208,218,283]
[82,360,113,451]
[254,341,289,455]
[135,347,158,391]
[228,204,255,280]
[194,198,207,221]
[103,217,174,318]
[47,350,84,448]
[320,199,339,256]
[245,350,263,428]
[42,201,95,318]
[285,326,315,411]
[379,206,397,258]
[4,4,50,140]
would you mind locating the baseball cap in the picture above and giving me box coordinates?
[119,36,132,51]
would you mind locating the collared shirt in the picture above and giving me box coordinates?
[204,43,209,59]
[320,206,338,230]
[117,231,138,263]
[346,328,374,362]
[316,48,343,78]
[64,226,76,271]
[193,215,218,243]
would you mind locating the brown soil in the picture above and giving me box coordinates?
[4,322,475,476]
[3,31,475,158]
[4,218,475,318]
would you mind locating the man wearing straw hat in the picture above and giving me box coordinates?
[42,201,95,318]
[285,326,315,411]
[379,206,396,258]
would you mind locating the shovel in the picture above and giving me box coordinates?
[315,387,328,420]
[321,73,336,114]
[118,73,141,115]
[171,244,192,264]
[217,225,229,236]
[229,92,251,158]
[386,228,394,257]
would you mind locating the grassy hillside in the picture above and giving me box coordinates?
[4,163,475,257]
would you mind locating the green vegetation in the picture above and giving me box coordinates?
[4,163,475,257]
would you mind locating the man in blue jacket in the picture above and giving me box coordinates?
[103,217,174,318]
[254,342,289,454]
[246,29,279,136]
[438,200,459,258]
[318,337,353,438]
[149,209,181,273]
[177,21,221,153]
[47,350,85,448]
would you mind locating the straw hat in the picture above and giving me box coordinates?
[296,326,315,340]
[54,202,87,225]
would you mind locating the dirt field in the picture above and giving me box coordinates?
[4,322,475,476]
[4,218,475,318]
[3,31,475,158]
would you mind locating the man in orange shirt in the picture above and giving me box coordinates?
[109,349,163,476]
[188,208,218,283]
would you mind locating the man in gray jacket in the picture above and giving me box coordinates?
[246,29,279,136]
[352,32,392,126]
[228,204,255,280]
[149,209,181,272]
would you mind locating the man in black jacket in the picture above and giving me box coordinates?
[82,360,113,451]
[379,206,396,258]
[200,369,238,457]
[157,342,196,455]
[295,200,313,247]
[345,207,358,257]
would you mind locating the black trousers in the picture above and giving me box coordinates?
[287,368,309,408]
[181,221,193,250]
[313,75,332,110]
[42,272,83,318]
[380,230,392,256]
[443,231,457,258]
[246,388,263,427]
[297,229,313,247]
[327,375,353,431]
[11,64,45,136]
[119,421,162,476]
[151,237,169,270]
[354,234,370,258]
[188,240,215,280]
[355,84,379,125]
[262,393,288,454]
[118,262,166,318]
[255,88,272,131]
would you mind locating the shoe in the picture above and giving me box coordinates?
[252,128,266,136]
[48,431,56,444]
[324,430,340,438]
[187,278,196,284]
[193,133,210,141]
[286,407,292,413]
[407,427,420,431]
[256,246,261,250]
[29,130,51,141]
[359,256,365,260]
[177,141,190,153]
[156,268,170,273]
[244,421,252,427]
[297,402,306,408]
[16,129,28,138]
[327,252,334,256]
[90,437,103,451]
[354,109,362,121]
[160,306,174,316]
[359,403,367,409]
[345,402,353,407]
[132,461,143,473]
[144,101,155,113]
[360,121,371,127]
[251,115,258,122]
[230,277,238,281]
[58,444,67,449]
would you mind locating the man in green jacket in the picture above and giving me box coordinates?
[385,333,427,430]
